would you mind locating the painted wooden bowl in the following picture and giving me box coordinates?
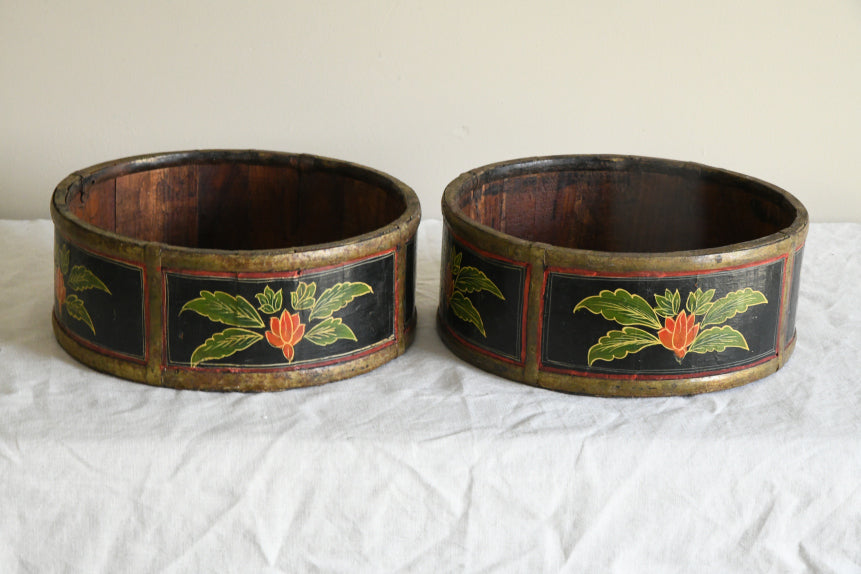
[438,155,807,396]
[51,150,420,391]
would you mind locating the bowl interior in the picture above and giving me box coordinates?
[66,160,407,250]
[454,161,798,253]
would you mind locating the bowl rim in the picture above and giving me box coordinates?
[51,149,422,257]
[442,154,808,261]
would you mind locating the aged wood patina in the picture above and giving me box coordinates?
[51,150,420,391]
[438,155,808,397]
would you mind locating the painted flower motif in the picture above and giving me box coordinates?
[181,281,370,366]
[55,267,66,310]
[575,287,768,366]
[265,310,305,362]
[658,310,699,359]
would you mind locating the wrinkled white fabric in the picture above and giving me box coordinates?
[0,219,858,573]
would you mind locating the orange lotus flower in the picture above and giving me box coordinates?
[658,310,699,359]
[265,310,305,362]
[55,267,66,311]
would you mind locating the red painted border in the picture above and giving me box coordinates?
[544,253,787,278]
[53,312,148,365]
[521,267,531,364]
[778,241,806,350]
[54,231,149,364]
[160,247,399,372]
[442,320,524,367]
[445,228,531,366]
[536,266,551,373]
[162,247,396,279]
[395,241,402,341]
[165,338,396,374]
[540,354,776,381]
[775,254,790,352]
[537,255,788,379]
[448,229,527,267]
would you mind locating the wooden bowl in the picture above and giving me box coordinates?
[51,150,420,391]
[438,155,807,396]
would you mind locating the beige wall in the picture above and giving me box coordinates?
[2,0,859,222]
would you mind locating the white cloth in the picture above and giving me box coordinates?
[0,219,858,573]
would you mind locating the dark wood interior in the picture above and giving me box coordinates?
[456,167,797,252]
[67,162,407,249]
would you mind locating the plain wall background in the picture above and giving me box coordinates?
[2,0,859,223]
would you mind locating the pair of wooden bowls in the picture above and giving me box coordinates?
[52,151,807,396]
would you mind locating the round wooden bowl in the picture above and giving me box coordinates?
[51,150,421,391]
[438,155,808,397]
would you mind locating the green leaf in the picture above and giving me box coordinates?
[68,265,111,294]
[688,325,749,354]
[57,244,70,275]
[654,294,671,317]
[449,291,486,336]
[189,328,262,366]
[654,288,680,318]
[700,288,767,327]
[181,291,265,328]
[686,288,715,316]
[454,266,504,299]
[450,247,462,275]
[304,317,358,346]
[256,285,271,305]
[586,327,661,365]
[64,294,95,334]
[574,289,662,330]
[290,282,317,311]
[255,285,283,314]
[308,282,372,321]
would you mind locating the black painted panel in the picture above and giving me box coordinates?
[440,232,528,363]
[784,247,804,344]
[164,252,395,368]
[54,234,146,361]
[541,259,785,376]
[404,237,417,322]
